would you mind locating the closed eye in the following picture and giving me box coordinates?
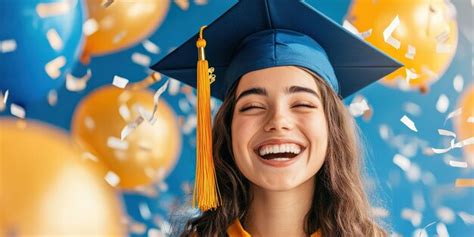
[292,104,316,109]
[239,105,265,112]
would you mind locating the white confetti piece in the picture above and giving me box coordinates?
[81,151,98,162]
[405,68,418,83]
[445,108,462,123]
[436,43,452,53]
[413,229,427,237]
[66,69,92,92]
[343,20,361,37]
[406,164,421,182]
[139,202,152,220]
[84,116,95,130]
[468,117,474,123]
[405,44,416,59]
[0,91,6,112]
[437,207,455,224]
[436,222,449,237]
[83,18,99,36]
[147,80,170,125]
[0,39,17,53]
[401,208,422,227]
[448,160,467,168]
[179,98,191,113]
[112,75,129,88]
[113,31,127,43]
[401,115,418,132]
[47,89,57,106]
[142,40,160,54]
[404,102,422,116]
[45,56,66,79]
[10,103,25,119]
[438,129,456,138]
[107,136,129,150]
[46,29,63,51]
[101,0,114,8]
[148,228,163,237]
[167,78,181,95]
[436,94,449,113]
[458,211,474,225]
[360,29,372,39]
[182,114,197,134]
[36,1,72,18]
[393,154,411,171]
[131,52,151,67]
[349,97,369,117]
[453,74,464,92]
[372,207,389,218]
[119,104,131,121]
[379,124,391,140]
[120,116,144,140]
[1,90,8,105]
[383,15,401,49]
[104,171,120,187]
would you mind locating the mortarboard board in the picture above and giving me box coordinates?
[150,0,402,211]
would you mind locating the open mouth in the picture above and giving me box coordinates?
[254,143,306,161]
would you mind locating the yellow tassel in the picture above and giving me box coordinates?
[194,26,220,211]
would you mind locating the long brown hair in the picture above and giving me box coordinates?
[178,67,388,236]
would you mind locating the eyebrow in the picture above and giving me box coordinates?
[235,85,321,103]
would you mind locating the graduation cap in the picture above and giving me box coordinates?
[150,0,402,211]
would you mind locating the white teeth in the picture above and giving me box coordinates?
[258,143,302,156]
[269,158,291,161]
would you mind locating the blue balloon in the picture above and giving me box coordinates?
[0,0,85,105]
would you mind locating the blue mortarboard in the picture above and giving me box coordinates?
[150,0,402,212]
[151,0,402,100]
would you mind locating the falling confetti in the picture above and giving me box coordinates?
[436,222,449,237]
[146,79,169,125]
[448,160,467,168]
[0,39,17,53]
[45,56,66,79]
[46,29,63,51]
[383,15,401,49]
[84,116,95,130]
[112,75,129,88]
[401,208,422,227]
[47,89,57,106]
[444,108,462,124]
[120,116,144,140]
[175,0,190,10]
[107,136,129,150]
[436,94,449,113]
[66,69,92,92]
[458,211,474,224]
[453,74,464,92]
[10,103,25,119]
[405,68,419,83]
[349,96,369,117]
[167,78,181,95]
[104,171,120,187]
[400,115,418,132]
[455,179,474,187]
[142,40,160,54]
[83,18,99,36]
[139,202,152,220]
[403,102,422,116]
[36,1,72,18]
[437,207,456,224]
[405,44,416,60]
[131,52,151,67]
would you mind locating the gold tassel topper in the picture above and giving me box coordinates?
[194,25,220,211]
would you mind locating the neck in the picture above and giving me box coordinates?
[243,177,315,237]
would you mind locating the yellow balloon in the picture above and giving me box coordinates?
[81,0,169,62]
[0,119,126,236]
[71,86,181,189]
[347,0,458,93]
[455,85,474,166]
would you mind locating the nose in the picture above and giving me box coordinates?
[263,106,294,132]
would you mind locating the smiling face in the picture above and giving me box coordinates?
[231,66,328,191]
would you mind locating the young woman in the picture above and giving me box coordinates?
[151,1,401,236]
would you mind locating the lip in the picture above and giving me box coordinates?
[253,138,307,168]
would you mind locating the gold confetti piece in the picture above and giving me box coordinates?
[175,0,189,10]
[383,15,401,49]
[83,18,99,36]
[84,116,95,130]
[453,74,464,92]
[120,116,144,140]
[36,1,72,18]
[436,94,449,113]
[45,56,66,79]
[112,75,129,88]
[139,202,152,220]
[131,52,151,67]
[142,40,160,54]
[101,0,114,8]
[448,160,468,168]
[405,44,416,60]
[147,80,169,125]
[46,28,63,51]
[436,222,449,237]
[458,211,474,224]
[393,154,411,171]
[66,69,92,92]
[10,103,25,119]
[104,171,120,187]
[455,178,474,187]
[47,89,57,106]
[0,39,17,53]
[107,136,129,150]
[113,31,127,44]
[437,207,455,223]
[400,115,418,132]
